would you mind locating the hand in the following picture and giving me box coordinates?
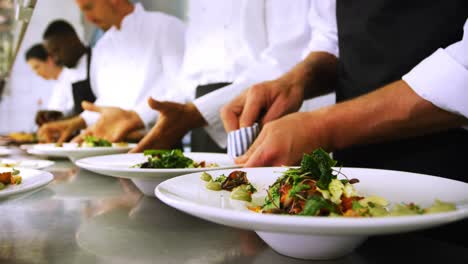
[79,101,144,142]
[221,77,305,132]
[37,116,86,143]
[236,110,331,167]
[130,98,206,153]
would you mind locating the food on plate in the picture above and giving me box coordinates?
[204,148,456,217]
[133,149,218,169]
[80,136,112,147]
[202,170,257,202]
[8,132,38,144]
[112,142,129,147]
[0,161,17,167]
[0,168,22,190]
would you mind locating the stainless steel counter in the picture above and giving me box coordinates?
[1,147,468,264]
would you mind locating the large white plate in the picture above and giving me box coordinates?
[155,167,468,260]
[75,152,239,197]
[0,167,54,199]
[0,158,55,169]
[28,143,136,162]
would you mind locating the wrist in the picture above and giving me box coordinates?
[186,103,207,129]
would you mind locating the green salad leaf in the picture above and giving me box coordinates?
[83,136,112,147]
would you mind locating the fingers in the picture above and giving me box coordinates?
[221,94,246,132]
[82,101,102,113]
[130,122,162,153]
[239,85,267,128]
[57,131,70,144]
[71,134,84,143]
[235,128,266,165]
[37,126,54,143]
[147,97,181,113]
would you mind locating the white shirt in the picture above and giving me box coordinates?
[403,19,468,119]
[185,0,312,148]
[46,54,88,116]
[80,3,186,128]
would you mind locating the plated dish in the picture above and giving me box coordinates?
[155,152,468,260]
[75,152,239,197]
[28,142,135,162]
[0,167,54,199]
[0,158,55,169]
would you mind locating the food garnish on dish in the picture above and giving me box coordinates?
[133,149,218,169]
[202,148,456,217]
[0,168,22,190]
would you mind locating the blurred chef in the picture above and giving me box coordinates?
[42,20,96,117]
[82,0,312,152]
[37,0,185,143]
[25,44,69,125]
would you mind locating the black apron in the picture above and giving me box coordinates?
[335,0,468,182]
[71,48,96,115]
[190,83,231,153]
[335,0,468,246]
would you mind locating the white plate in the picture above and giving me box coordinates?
[155,167,468,260]
[0,147,12,157]
[75,152,239,197]
[0,167,54,199]
[28,143,136,162]
[0,159,55,169]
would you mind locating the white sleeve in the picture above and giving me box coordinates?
[303,0,339,58]
[195,0,312,148]
[402,19,468,118]
[46,83,68,113]
[134,16,187,128]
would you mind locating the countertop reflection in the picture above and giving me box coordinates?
[0,147,467,264]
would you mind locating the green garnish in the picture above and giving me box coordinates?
[82,136,112,147]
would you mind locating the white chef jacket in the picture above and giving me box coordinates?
[46,54,88,116]
[180,0,312,148]
[80,3,186,128]
[403,19,468,119]
[302,1,468,120]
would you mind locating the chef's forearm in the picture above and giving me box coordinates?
[321,80,468,151]
[280,51,338,100]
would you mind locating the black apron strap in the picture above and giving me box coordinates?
[71,48,96,115]
[190,82,231,153]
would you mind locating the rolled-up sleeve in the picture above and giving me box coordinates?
[403,19,468,118]
[303,0,339,58]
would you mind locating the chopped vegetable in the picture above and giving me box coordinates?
[81,136,112,147]
[134,149,218,169]
[203,170,257,202]
[0,169,22,190]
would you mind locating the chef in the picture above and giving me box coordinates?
[221,1,468,181]
[25,43,72,124]
[41,20,96,116]
[88,0,311,152]
[37,0,185,143]
[221,0,468,247]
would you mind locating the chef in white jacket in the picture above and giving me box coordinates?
[37,0,185,143]
[127,0,312,152]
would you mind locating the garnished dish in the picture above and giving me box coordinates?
[202,148,456,217]
[0,168,22,190]
[8,132,38,144]
[80,136,112,147]
[133,149,218,169]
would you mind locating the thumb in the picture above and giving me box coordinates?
[82,101,102,113]
[147,97,177,113]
